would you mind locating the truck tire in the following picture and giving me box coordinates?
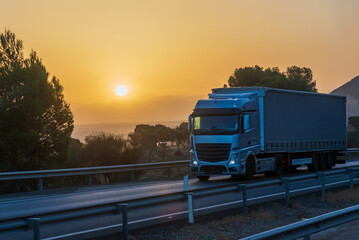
[265,154,283,177]
[197,176,210,181]
[319,154,327,170]
[308,154,319,171]
[245,157,255,180]
[326,153,334,169]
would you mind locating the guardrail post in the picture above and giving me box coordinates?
[347,169,354,191]
[318,173,326,201]
[27,218,40,240]
[167,168,170,178]
[88,174,92,185]
[38,178,43,191]
[239,184,248,216]
[130,171,135,181]
[283,179,291,208]
[117,204,129,240]
[184,175,189,192]
[187,192,195,224]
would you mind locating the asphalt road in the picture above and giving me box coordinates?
[1,161,358,240]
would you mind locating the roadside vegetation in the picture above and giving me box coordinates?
[0,29,73,172]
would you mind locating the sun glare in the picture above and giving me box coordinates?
[115,85,128,96]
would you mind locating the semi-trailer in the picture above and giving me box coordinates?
[188,87,347,181]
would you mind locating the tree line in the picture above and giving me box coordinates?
[224,65,317,92]
[67,123,190,169]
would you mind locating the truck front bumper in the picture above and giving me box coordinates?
[191,163,243,176]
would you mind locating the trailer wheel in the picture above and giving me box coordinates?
[308,154,319,171]
[245,157,255,180]
[326,153,334,169]
[197,176,210,181]
[319,154,327,170]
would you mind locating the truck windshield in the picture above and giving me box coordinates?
[193,115,239,134]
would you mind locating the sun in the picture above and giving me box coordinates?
[115,85,128,96]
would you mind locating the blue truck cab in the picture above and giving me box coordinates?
[189,87,347,181]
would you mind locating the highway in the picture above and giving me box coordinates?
[1,160,359,240]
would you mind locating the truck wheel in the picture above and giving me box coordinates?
[319,154,327,170]
[326,153,334,169]
[308,154,319,171]
[245,157,255,180]
[197,176,210,181]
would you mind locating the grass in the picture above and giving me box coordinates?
[326,186,359,203]
[183,187,359,239]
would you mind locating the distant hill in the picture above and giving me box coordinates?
[331,75,359,118]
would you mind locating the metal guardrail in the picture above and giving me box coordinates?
[0,160,190,191]
[1,165,359,240]
[240,204,359,240]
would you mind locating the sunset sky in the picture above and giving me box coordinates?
[1,0,359,124]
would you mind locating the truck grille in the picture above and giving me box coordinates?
[196,143,231,163]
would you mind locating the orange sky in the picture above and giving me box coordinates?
[1,0,359,124]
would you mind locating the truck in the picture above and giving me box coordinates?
[188,87,347,181]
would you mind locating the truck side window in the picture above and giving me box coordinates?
[242,114,250,132]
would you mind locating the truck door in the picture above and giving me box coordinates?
[240,112,259,148]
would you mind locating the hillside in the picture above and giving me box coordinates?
[331,75,359,118]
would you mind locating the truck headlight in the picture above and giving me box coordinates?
[228,154,238,165]
[190,151,198,165]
